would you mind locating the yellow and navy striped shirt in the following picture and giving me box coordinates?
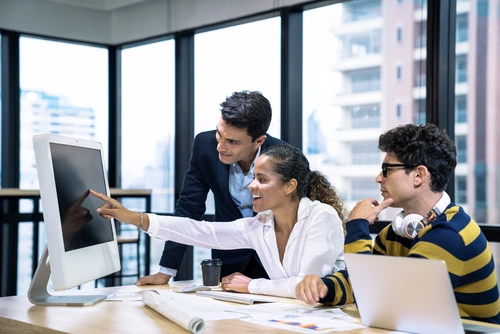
[320,204,500,324]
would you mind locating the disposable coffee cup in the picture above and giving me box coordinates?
[200,258,222,287]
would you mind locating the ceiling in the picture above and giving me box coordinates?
[44,0,151,11]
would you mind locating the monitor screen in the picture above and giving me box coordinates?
[50,143,113,252]
[29,134,120,306]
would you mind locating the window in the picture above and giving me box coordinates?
[414,60,426,87]
[414,99,426,124]
[121,40,175,214]
[193,17,281,278]
[351,178,380,201]
[396,26,403,44]
[456,176,467,204]
[19,37,109,191]
[415,21,427,48]
[350,104,380,129]
[303,1,424,211]
[456,55,467,83]
[351,142,379,165]
[454,0,499,225]
[121,40,175,276]
[456,136,467,164]
[414,0,428,8]
[456,96,467,123]
[18,36,108,294]
[396,64,402,81]
[194,18,281,137]
[0,34,2,186]
[456,14,469,43]
[344,31,381,58]
[351,68,381,93]
[344,0,382,22]
[396,103,402,118]
[194,18,281,214]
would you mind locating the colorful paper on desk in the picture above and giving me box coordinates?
[233,303,366,333]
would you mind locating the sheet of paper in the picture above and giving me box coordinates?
[106,290,143,301]
[230,303,366,333]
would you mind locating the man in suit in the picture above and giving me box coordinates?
[137,90,286,285]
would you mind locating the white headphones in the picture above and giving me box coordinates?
[392,192,451,239]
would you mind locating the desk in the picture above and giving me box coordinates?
[0,188,152,297]
[1,281,499,334]
[0,281,372,334]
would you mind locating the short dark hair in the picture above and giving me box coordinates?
[378,123,457,192]
[220,90,272,141]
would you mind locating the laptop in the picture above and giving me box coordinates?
[344,253,500,334]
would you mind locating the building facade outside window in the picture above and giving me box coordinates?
[303,0,425,219]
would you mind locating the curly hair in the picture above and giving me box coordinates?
[262,145,347,233]
[378,123,457,192]
[220,90,272,141]
[307,171,347,234]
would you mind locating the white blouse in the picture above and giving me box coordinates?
[146,197,345,298]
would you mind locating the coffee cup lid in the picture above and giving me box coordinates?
[200,258,222,266]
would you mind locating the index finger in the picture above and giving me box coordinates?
[89,189,110,202]
[364,197,380,207]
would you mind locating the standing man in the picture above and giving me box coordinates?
[296,123,500,324]
[137,90,286,285]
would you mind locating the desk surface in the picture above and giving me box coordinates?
[1,281,498,334]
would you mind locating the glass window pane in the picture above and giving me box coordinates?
[455,0,500,224]
[18,37,108,294]
[0,34,2,185]
[193,17,281,277]
[194,17,281,217]
[194,18,281,137]
[121,40,175,275]
[303,1,425,220]
[19,37,109,190]
[121,40,175,213]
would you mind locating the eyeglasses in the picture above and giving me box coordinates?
[381,163,418,178]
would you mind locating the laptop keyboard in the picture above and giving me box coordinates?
[464,323,500,333]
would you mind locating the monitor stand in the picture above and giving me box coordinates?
[28,245,107,306]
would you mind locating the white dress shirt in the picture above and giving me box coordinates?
[146,197,345,298]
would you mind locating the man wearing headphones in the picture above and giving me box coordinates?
[295,123,500,324]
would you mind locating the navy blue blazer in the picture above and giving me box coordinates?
[159,130,286,278]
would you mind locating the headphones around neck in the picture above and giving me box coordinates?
[392,192,451,239]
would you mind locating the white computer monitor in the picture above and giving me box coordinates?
[28,134,121,306]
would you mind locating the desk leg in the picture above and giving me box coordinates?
[144,195,151,276]
[32,197,40,278]
[1,198,20,296]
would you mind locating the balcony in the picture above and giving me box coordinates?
[331,53,382,71]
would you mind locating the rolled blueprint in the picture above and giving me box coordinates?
[142,290,205,333]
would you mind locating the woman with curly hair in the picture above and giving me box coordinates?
[91,144,346,299]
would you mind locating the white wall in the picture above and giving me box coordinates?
[0,0,110,44]
[0,0,311,45]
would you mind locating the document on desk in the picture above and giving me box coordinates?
[142,290,245,333]
[234,303,366,333]
[106,290,143,301]
[195,290,278,304]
